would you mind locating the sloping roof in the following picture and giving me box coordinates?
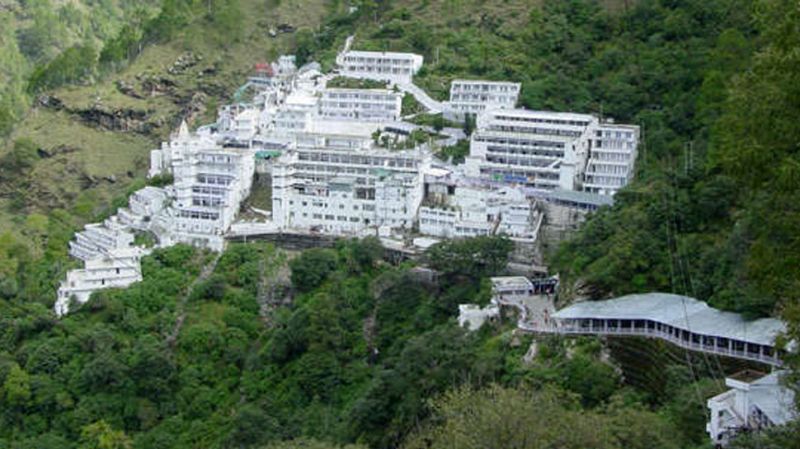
[749,371,797,424]
[552,293,785,346]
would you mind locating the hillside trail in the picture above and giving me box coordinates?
[165,252,222,348]
[257,252,293,326]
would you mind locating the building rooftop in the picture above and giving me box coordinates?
[451,79,521,87]
[487,108,596,122]
[345,49,423,59]
[552,293,786,346]
[491,276,534,291]
[748,371,796,424]
[548,188,615,207]
[323,87,398,94]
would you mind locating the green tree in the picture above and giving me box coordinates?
[79,421,132,449]
[2,364,32,408]
[426,235,513,282]
[261,438,367,449]
[2,138,39,172]
[403,385,616,449]
[289,248,338,292]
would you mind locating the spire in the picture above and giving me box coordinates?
[178,120,189,139]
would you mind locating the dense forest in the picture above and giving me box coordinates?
[1,0,799,447]
[0,239,728,448]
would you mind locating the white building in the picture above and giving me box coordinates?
[466,109,639,195]
[149,122,255,251]
[319,88,402,122]
[272,89,319,137]
[56,247,148,316]
[218,106,260,143]
[68,216,135,261]
[458,303,500,330]
[118,186,170,232]
[707,370,796,446]
[491,276,535,299]
[271,133,426,235]
[583,123,640,195]
[465,109,594,191]
[445,79,520,121]
[419,185,541,241]
[336,49,423,84]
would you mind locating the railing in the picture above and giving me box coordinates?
[514,321,782,366]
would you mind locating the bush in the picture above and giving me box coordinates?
[289,248,338,292]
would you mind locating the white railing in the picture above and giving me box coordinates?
[513,320,782,366]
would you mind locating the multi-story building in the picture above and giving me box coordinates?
[218,107,260,143]
[336,49,424,84]
[118,186,171,232]
[445,80,520,121]
[419,184,541,241]
[149,122,255,250]
[707,370,796,446]
[583,123,640,195]
[56,247,148,316]
[272,89,319,137]
[465,109,595,191]
[68,216,135,261]
[271,133,426,235]
[465,109,639,195]
[319,88,403,122]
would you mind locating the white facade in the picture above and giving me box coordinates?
[336,50,423,84]
[319,88,402,122]
[149,122,255,251]
[118,186,170,232]
[271,133,426,235]
[458,303,500,330]
[445,79,520,120]
[172,148,254,251]
[583,123,639,195]
[418,185,540,241]
[68,216,135,262]
[56,247,148,316]
[465,109,639,195]
[707,371,796,446]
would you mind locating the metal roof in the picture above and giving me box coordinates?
[749,371,797,424]
[552,293,786,346]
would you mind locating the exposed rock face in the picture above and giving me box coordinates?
[116,80,144,99]
[181,92,208,126]
[168,52,202,75]
[139,75,178,97]
[75,105,153,133]
[36,94,64,110]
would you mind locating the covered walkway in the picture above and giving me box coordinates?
[515,293,787,366]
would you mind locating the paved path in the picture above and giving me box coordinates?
[397,82,445,114]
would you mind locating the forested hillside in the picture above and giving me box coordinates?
[0,238,722,448]
[1,0,799,448]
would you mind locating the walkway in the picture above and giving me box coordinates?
[505,292,787,367]
[396,82,444,114]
